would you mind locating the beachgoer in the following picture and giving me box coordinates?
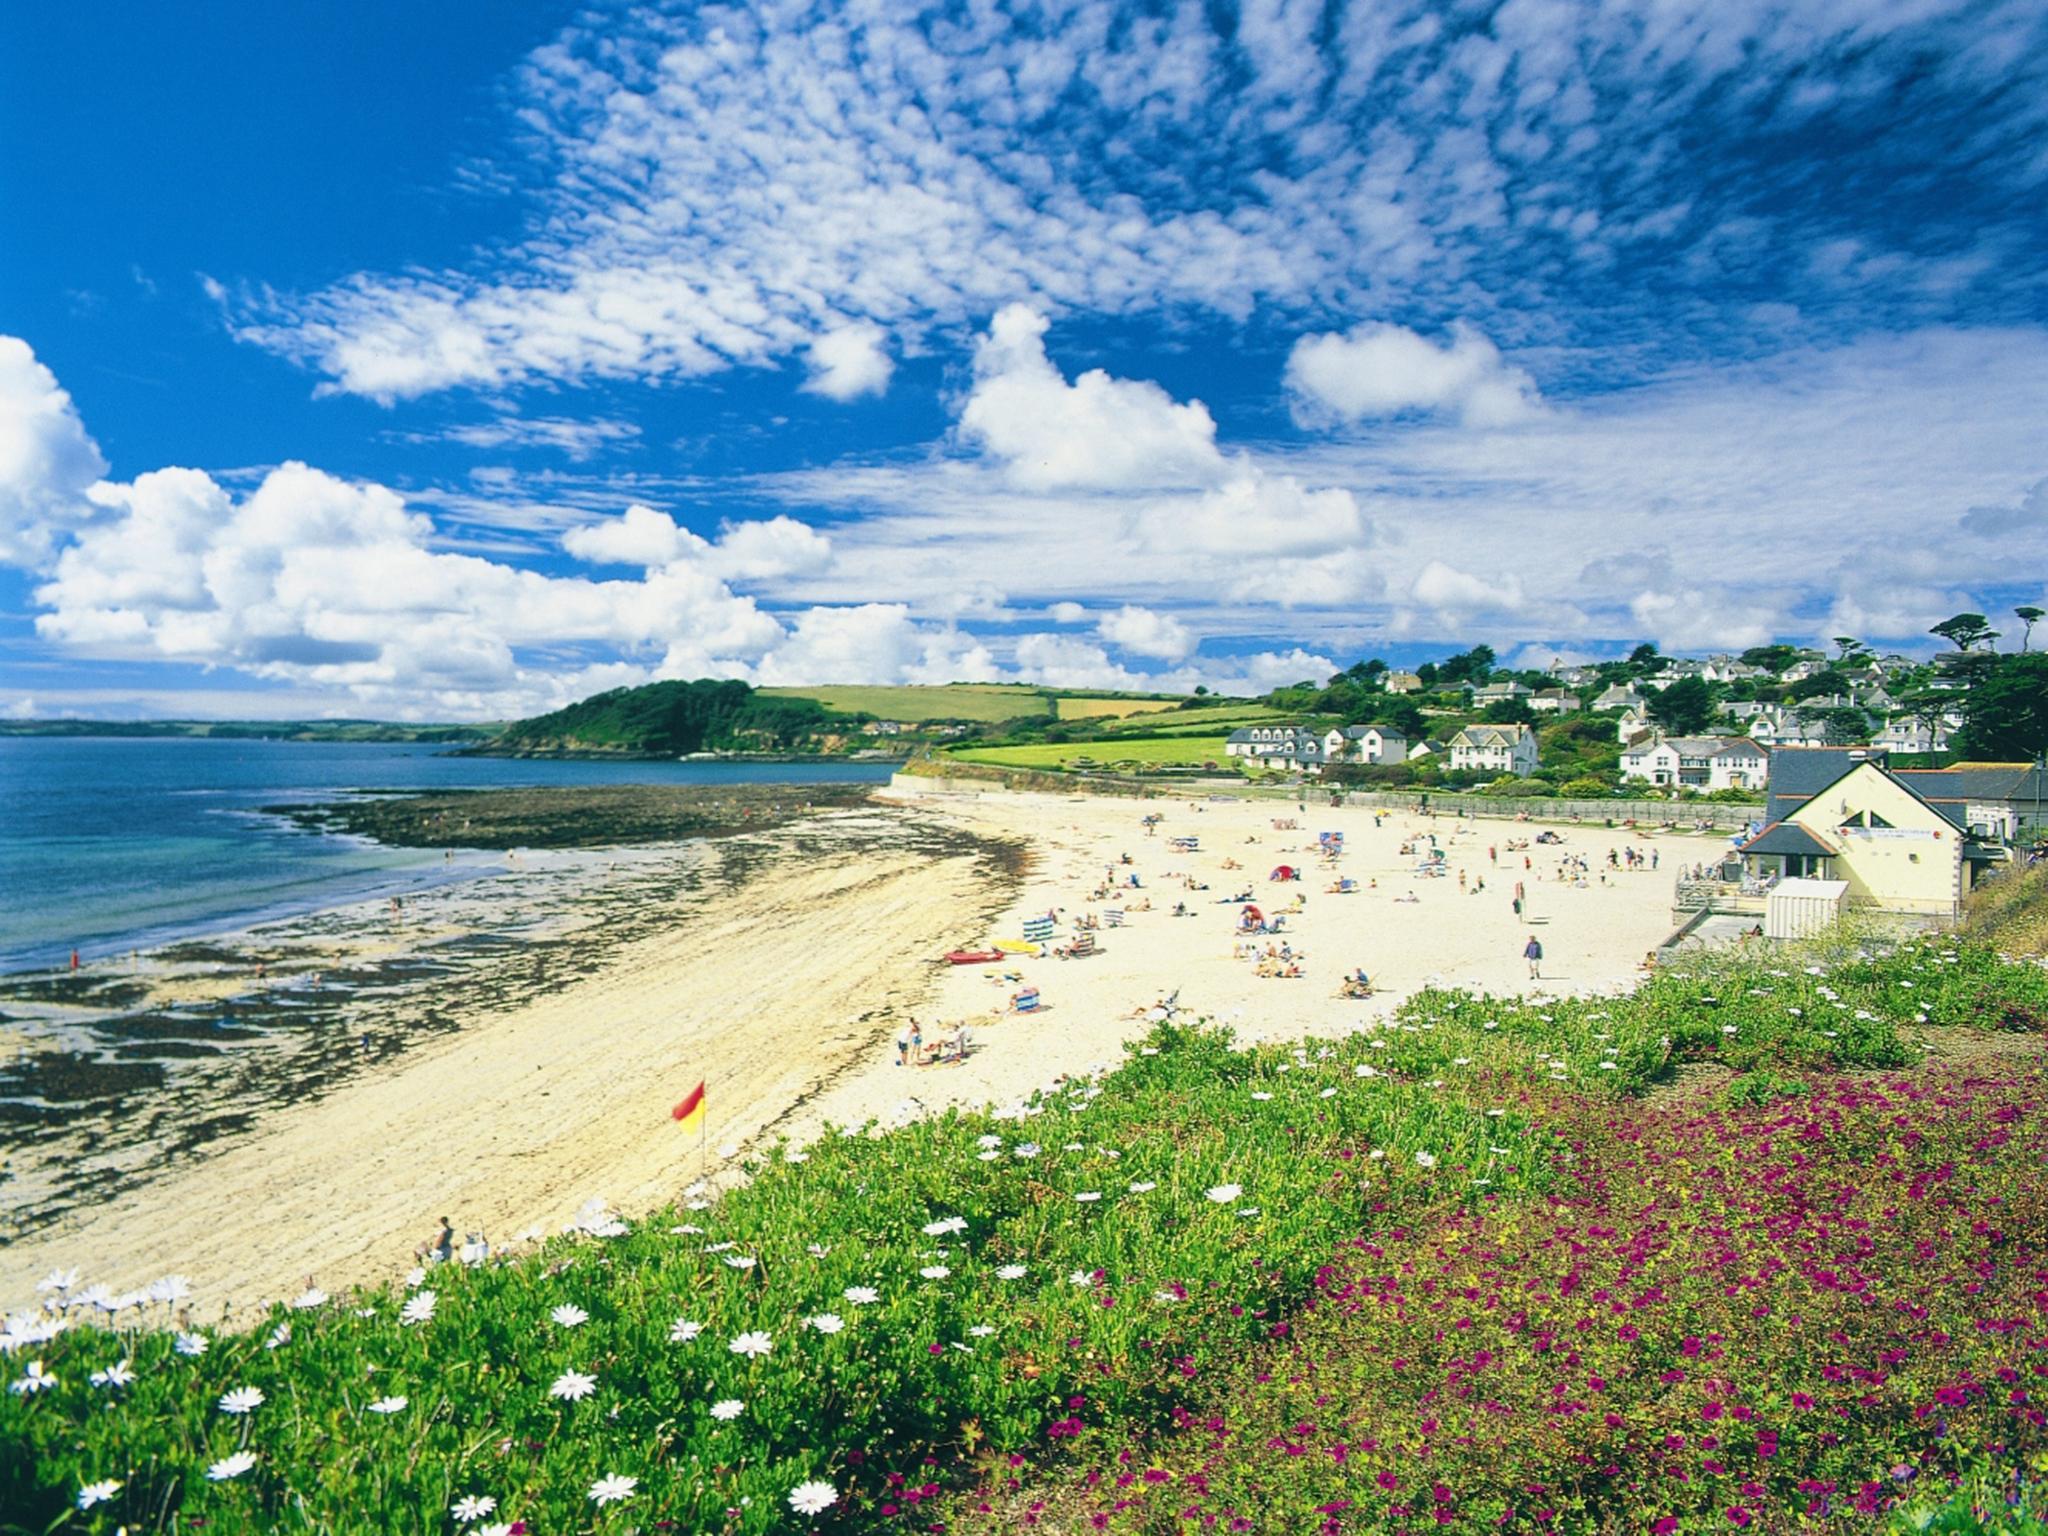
[417,1216,455,1265]
[895,1027,910,1067]
[1523,935,1543,979]
[955,1020,973,1060]
[909,1022,924,1064]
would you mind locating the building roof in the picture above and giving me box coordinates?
[1450,724,1532,748]
[1740,820,1836,858]
[1762,747,1889,824]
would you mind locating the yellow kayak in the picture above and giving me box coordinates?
[994,940,1043,956]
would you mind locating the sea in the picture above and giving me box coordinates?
[0,736,897,973]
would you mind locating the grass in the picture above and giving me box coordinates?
[8,933,2045,1534]
[947,735,1237,771]
[758,685,1052,724]
[1965,858,2048,958]
[1052,697,1184,721]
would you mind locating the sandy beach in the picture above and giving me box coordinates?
[0,781,1728,1322]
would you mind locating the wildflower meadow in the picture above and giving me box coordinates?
[3,933,2045,1534]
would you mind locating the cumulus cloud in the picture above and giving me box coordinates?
[0,337,109,566]
[960,306,1224,491]
[1412,559,1526,615]
[561,506,832,579]
[1096,604,1195,661]
[802,323,893,401]
[1286,322,1544,428]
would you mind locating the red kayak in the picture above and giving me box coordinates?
[945,948,1006,965]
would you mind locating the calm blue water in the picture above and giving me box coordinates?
[0,738,896,971]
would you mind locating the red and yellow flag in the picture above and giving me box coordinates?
[672,1081,706,1131]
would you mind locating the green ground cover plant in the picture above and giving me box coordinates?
[5,936,2044,1534]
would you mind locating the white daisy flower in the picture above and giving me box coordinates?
[922,1217,968,1236]
[709,1397,744,1420]
[722,1255,757,1271]
[173,1332,209,1357]
[1415,1151,1438,1169]
[266,1323,291,1350]
[218,1385,264,1415]
[290,1287,327,1310]
[1069,1269,1095,1287]
[367,1395,408,1414]
[77,1479,122,1509]
[789,1478,837,1516]
[976,1150,1001,1161]
[405,1267,426,1289]
[451,1494,498,1521]
[807,1243,831,1256]
[968,1324,996,1337]
[1250,1091,1273,1101]
[549,1369,597,1402]
[1014,1143,1041,1159]
[1074,1191,1102,1203]
[1205,1184,1242,1203]
[37,1269,78,1294]
[206,1451,256,1481]
[588,1473,637,1507]
[728,1330,773,1358]
[550,1304,589,1329]
[976,1133,1003,1149]
[843,1286,880,1305]
[89,1359,134,1388]
[1128,1181,1156,1193]
[807,1313,845,1334]
[669,1318,704,1343]
[996,1264,1028,1280]
[148,1275,191,1305]
[400,1291,437,1327]
[919,1265,952,1280]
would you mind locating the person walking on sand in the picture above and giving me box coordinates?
[895,1025,911,1067]
[1523,935,1543,979]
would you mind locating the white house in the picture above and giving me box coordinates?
[1408,738,1446,761]
[1529,688,1580,714]
[1616,706,1654,744]
[1749,710,1833,748]
[1448,724,1539,777]
[1385,670,1424,694]
[1224,724,1338,774]
[1876,716,1955,754]
[1470,680,1532,706]
[1701,656,1764,683]
[1592,684,1646,713]
[1621,734,1769,791]
[1342,725,1409,764]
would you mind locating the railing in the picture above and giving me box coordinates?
[1673,875,1776,914]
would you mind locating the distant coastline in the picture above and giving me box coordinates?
[0,718,496,744]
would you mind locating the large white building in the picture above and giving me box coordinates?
[1447,724,1539,777]
[1620,734,1769,791]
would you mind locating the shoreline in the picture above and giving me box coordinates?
[0,780,1721,1323]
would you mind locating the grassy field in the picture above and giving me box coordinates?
[1094,705,1285,736]
[948,735,1236,770]
[1051,696,1182,721]
[759,684,1051,724]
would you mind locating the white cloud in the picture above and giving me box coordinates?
[1096,604,1195,661]
[0,337,109,566]
[802,323,893,401]
[1412,559,1525,614]
[1286,322,1544,428]
[562,506,831,579]
[433,415,641,460]
[1046,601,1087,623]
[560,503,689,566]
[960,306,1224,492]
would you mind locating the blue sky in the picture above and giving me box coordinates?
[4,0,2046,719]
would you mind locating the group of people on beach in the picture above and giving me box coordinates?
[894,1017,973,1068]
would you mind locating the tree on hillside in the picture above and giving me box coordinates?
[1818,707,1873,746]
[1373,698,1428,738]
[1648,675,1715,734]
[1955,653,2048,760]
[1740,644,1798,673]
[1435,645,1496,686]
[1831,636,1868,663]
[1482,699,1537,726]
[1341,658,1388,686]
[2015,606,2044,652]
[1628,642,1660,670]
[1931,612,1999,652]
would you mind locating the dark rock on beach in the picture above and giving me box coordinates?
[265,782,878,850]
